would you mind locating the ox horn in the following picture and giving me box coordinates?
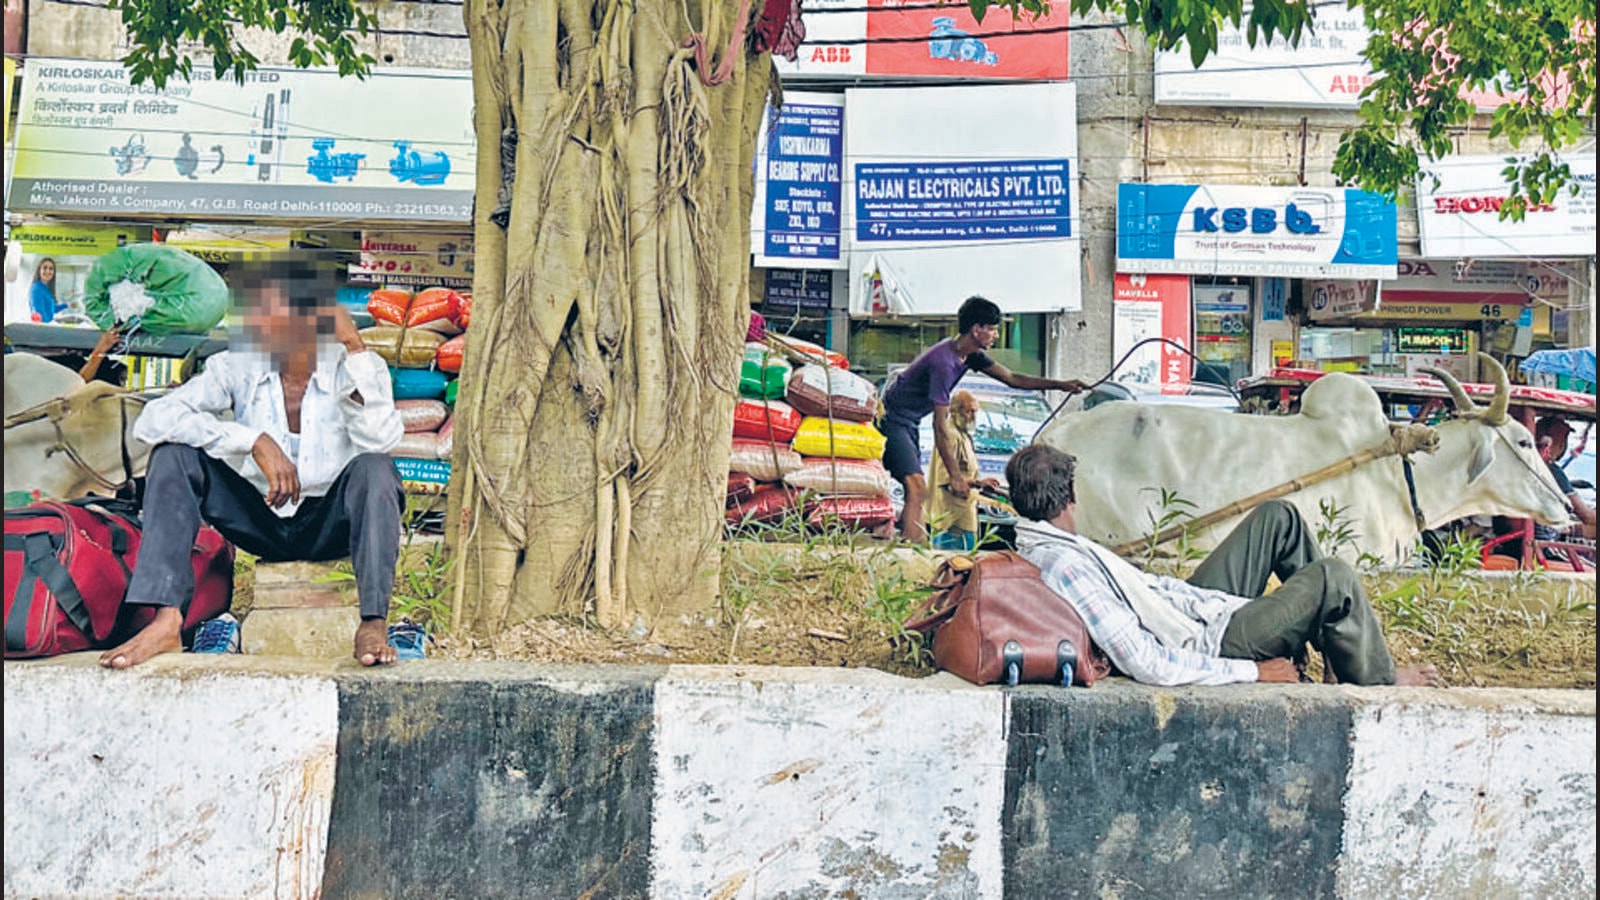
[1418,366,1477,414]
[1476,352,1511,425]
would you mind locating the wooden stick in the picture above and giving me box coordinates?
[807,628,849,642]
[1110,444,1398,557]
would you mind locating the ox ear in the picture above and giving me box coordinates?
[1467,431,1495,485]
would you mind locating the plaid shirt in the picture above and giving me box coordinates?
[1016,522,1259,686]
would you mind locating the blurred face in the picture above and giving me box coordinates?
[244,282,324,356]
[1539,427,1570,463]
[38,260,54,282]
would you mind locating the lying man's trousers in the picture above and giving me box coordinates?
[1188,499,1397,685]
[125,443,404,621]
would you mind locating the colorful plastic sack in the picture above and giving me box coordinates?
[728,439,802,483]
[83,244,229,336]
[445,378,459,405]
[732,398,802,443]
[393,432,442,460]
[366,289,414,327]
[725,484,799,527]
[784,457,891,498]
[806,496,895,531]
[739,343,791,400]
[437,416,454,459]
[396,399,449,434]
[726,473,757,504]
[791,418,886,461]
[782,336,849,370]
[785,365,878,423]
[393,368,450,401]
[394,458,451,494]
[456,294,472,329]
[361,326,446,369]
[436,334,464,374]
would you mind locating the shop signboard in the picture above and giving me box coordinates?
[1415,153,1597,258]
[846,83,1082,315]
[1117,183,1398,279]
[763,268,833,310]
[778,0,1070,81]
[1112,273,1191,392]
[3,223,152,324]
[8,58,474,223]
[1155,8,1546,111]
[1306,278,1379,321]
[1396,327,1470,354]
[1373,257,1570,320]
[348,232,474,289]
[752,93,845,269]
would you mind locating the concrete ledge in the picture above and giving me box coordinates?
[3,656,1593,900]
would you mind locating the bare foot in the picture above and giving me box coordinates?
[99,607,183,669]
[354,617,397,667]
[1394,664,1444,687]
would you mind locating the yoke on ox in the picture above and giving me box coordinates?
[3,354,152,504]
[1035,354,1574,566]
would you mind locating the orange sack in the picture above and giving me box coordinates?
[366,289,413,327]
[436,334,464,374]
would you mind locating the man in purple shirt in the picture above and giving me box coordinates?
[881,296,1085,542]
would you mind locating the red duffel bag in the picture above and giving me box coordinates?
[3,499,234,659]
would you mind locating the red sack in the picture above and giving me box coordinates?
[785,365,879,423]
[4,500,234,659]
[805,496,895,531]
[366,289,413,327]
[726,473,757,504]
[409,288,463,328]
[437,334,465,374]
[732,398,802,443]
[725,484,799,527]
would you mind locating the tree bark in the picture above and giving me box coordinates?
[452,0,771,635]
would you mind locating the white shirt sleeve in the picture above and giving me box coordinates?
[131,352,263,458]
[336,349,404,455]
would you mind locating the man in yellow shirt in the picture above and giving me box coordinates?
[926,390,993,551]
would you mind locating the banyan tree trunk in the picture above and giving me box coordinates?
[450,0,773,635]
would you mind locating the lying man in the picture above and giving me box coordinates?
[100,257,406,668]
[1006,444,1440,687]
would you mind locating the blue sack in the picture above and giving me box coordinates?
[392,368,449,400]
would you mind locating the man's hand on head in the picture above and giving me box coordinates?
[252,434,301,508]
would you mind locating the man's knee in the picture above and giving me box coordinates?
[146,442,206,479]
[1255,499,1302,527]
[1305,558,1363,596]
[903,474,929,501]
[344,453,402,497]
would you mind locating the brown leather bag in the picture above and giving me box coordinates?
[903,551,1111,687]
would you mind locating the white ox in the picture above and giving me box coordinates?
[4,354,151,502]
[1034,355,1574,565]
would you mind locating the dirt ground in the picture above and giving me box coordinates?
[423,540,1597,690]
[234,537,1595,689]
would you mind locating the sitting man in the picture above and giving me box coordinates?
[1006,444,1440,687]
[99,257,406,669]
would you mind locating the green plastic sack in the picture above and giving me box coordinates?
[83,243,229,336]
[445,378,459,405]
[740,343,790,400]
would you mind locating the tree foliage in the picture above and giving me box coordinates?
[1332,0,1595,220]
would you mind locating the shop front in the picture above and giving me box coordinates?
[1113,182,1399,387]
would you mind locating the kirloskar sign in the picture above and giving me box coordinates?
[778,0,1070,80]
[8,58,474,222]
[1116,183,1398,279]
[1416,153,1597,258]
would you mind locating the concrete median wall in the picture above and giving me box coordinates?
[4,657,1593,900]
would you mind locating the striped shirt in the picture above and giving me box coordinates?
[1016,521,1259,686]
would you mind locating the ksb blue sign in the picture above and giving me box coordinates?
[1115,183,1398,279]
[855,159,1072,242]
[763,102,844,262]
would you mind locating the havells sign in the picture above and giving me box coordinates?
[1116,183,1398,279]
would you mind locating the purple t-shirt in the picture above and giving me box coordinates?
[882,339,993,424]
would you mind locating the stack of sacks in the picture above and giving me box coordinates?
[363,287,469,494]
[784,362,893,531]
[726,343,799,526]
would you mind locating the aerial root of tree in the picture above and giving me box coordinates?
[450,0,771,635]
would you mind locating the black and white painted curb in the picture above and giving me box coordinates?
[4,657,1594,899]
